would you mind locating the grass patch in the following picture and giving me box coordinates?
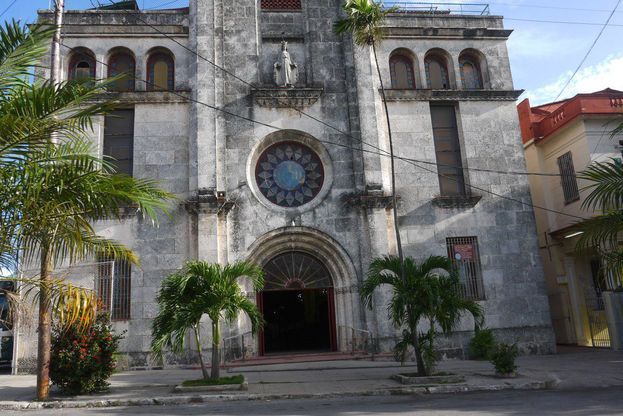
[400,372,453,377]
[181,374,244,387]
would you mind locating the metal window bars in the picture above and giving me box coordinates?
[557,151,580,204]
[381,2,491,16]
[96,258,132,321]
[446,236,486,300]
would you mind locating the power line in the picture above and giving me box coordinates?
[0,0,18,19]
[504,17,623,27]
[145,0,182,10]
[488,1,623,14]
[549,0,622,105]
[58,41,586,221]
[101,2,583,179]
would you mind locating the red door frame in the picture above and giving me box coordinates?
[257,288,337,356]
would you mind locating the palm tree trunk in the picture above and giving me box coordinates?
[210,320,220,380]
[193,325,209,380]
[371,43,405,281]
[411,327,427,377]
[36,246,52,400]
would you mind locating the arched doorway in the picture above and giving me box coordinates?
[258,251,337,354]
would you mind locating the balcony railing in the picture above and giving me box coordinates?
[382,2,490,15]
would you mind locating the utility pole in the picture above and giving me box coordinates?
[50,0,64,86]
[36,0,64,400]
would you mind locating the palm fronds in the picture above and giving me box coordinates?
[151,260,265,380]
[333,0,397,46]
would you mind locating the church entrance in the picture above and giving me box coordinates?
[258,251,337,355]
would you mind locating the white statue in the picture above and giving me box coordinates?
[274,41,298,87]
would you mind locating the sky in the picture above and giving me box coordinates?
[2,0,623,105]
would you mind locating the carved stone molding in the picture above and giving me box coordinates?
[253,87,324,108]
[184,188,235,215]
[344,186,396,209]
[432,194,482,209]
[383,89,524,102]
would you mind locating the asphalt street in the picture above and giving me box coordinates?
[5,387,623,416]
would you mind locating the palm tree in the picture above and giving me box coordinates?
[578,159,623,289]
[0,21,174,399]
[361,255,483,376]
[333,0,405,280]
[151,261,264,380]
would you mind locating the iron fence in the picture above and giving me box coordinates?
[588,310,611,348]
[337,325,378,355]
[382,2,490,15]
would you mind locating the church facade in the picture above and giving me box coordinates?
[14,0,554,370]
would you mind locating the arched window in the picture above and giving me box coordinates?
[425,54,450,89]
[68,50,95,80]
[389,54,415,89]
[459,55,483,90]
[146,52,174,91]
[108,51,135,92]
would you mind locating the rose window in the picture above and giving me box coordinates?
[255,142,324,207]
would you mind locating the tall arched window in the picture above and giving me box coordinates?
[425,54,450,89]
[146,51,174,91]
[459,55,483,90]
[68,49,96,80]
[108,50,135,92]
[389,54,415,89]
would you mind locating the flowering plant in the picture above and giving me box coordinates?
[50,310,123,395]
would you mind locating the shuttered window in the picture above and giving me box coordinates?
[446,236,485,300]
[104,109,134,176]
[557,151,579,204]
[430,105,466,196]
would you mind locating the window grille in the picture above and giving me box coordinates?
[557,151,579,204]
[96,258,131,320]
[261,0,301,9]
[430,105,466,196]
[104,109,134,177]
[446,236,485,300]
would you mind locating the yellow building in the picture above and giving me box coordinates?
[518,89,623,347]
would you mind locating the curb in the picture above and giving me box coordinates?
[0,379,556,410]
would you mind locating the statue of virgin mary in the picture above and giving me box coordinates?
[274,41,298,87]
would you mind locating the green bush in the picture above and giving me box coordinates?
[490,343,518,375]
[50,311,123,395]
[468,328,496,360]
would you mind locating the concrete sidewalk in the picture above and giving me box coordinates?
[0,347,621,410]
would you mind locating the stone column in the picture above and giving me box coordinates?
[603,291,623,350]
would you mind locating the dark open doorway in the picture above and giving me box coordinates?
[258,251,337,355]
[261,288,333,354]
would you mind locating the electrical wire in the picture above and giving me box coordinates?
[100,1,584,179]
[58,41,587,220]
[0,0,18,19]
[548,0,622,105]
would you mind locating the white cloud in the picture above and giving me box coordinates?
[507,29,579,60]
[525,54,623,105]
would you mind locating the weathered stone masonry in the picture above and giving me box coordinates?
[18,1,555,370]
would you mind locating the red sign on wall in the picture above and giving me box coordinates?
[453,244,474,260]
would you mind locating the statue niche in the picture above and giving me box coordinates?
[273,41,298,88]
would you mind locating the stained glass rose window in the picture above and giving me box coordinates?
[255,142,324,208]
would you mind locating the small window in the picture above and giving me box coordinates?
[147,52,174,91]
[108,51,135,92]
[446,236,485,300]
[430,105,466,196]
[390,54,415,89]
[261,0,302,9]
[104,109,134,176]
[96,257,131,320]
[557,151,579,204]
[425,55,450,89]
[459,57,483,90]
[68,51,96,80]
